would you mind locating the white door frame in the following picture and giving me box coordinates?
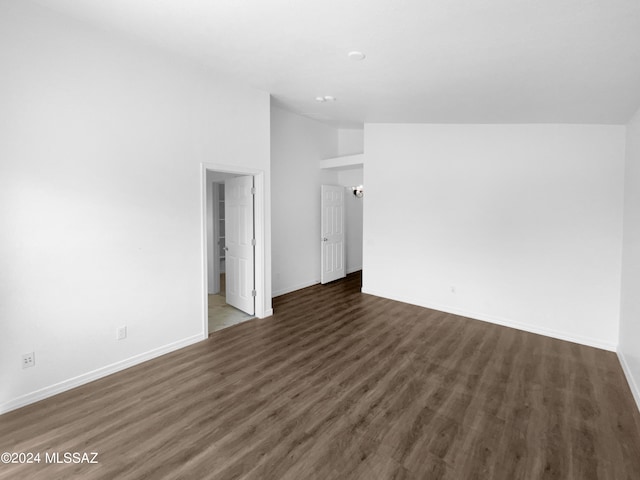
[201,163,270,337]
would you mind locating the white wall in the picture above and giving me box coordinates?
[620,106,640,409]
[0,1,270,413]
[363,124,625,350]
[271,106,338,296]
[338,129,364,156]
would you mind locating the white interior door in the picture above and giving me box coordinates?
[225,175,255,315]
[321,185,346,284]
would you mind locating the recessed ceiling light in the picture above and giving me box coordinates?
[315,96,326,102]
[348,51,366,61]
[316,95,336,102]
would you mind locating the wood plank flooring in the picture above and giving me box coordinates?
[1,272,640,479]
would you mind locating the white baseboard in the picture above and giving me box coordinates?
[347,265,363,275]
[361,288,617,352]
[272,279,320,298]
[617,349,640,414]
[0,334,203,415]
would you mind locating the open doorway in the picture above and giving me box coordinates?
[337,167,364,279]
[318,164,364,286]
[202,164,269,336]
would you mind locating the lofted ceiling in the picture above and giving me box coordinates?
[34,0,640,128]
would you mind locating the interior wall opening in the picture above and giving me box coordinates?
[203,165,267,336]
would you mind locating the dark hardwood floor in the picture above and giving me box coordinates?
[1,272,640,479]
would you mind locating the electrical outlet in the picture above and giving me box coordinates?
[117,326,127,340]
[22,352,35,369]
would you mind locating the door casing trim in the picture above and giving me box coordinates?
[201,163,269,338]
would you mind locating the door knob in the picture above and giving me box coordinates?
[224,246,229,251]
[323,238,328,242]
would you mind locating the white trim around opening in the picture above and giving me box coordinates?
[201,163,271,338]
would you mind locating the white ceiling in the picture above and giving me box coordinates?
[36,0,640,127]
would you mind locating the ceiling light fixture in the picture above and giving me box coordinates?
[348,51,366,61]
[316,95,336,103]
